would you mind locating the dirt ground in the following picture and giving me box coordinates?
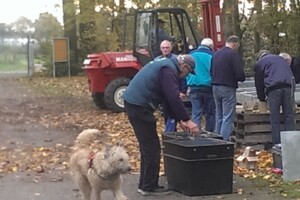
[0,76,288,200]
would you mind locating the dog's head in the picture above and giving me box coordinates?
[104,143,132,174]
[93,142,131,179]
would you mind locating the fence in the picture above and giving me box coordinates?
[0,35,34,77]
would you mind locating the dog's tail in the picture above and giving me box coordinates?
[74,129,103,148]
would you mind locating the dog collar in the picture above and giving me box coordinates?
[88,152,95,169]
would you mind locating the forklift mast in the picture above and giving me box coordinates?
[199,0,223,49]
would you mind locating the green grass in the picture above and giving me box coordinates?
[252,176,300,199]
[278,181,300,199]
[0,53,27,71]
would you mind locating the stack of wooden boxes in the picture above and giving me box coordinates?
[233,103,300,149]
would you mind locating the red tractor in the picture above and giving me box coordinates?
[83,2,223,112]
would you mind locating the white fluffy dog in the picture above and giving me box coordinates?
[70,129,131,200]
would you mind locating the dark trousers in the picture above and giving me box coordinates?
[124,101,161,190]
[268,87,295,144]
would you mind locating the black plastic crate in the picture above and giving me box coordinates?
[163,137,233,160]
[162,131,223,141]
[271,144,282,169]
[163,138,234,196]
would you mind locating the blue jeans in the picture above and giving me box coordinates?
[268,87,295,145]
[213,85,236,141]
[189,87,215,131]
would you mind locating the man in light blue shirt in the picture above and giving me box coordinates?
[187,38,215,132]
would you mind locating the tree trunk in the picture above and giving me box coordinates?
[112,0,126,49]
[253,0,262,53]
[79,0,97,61]
[63,0,79,68]
[222,0,240,38]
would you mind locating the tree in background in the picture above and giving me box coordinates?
[286,0,300,56]
[34,13,63,43]
[33,13,64,76]
[78,0,97,60]
[2,0,300,77]
[157,0,201,39]
[63,0,79,74]
[222,0,241,38]
[94,0,126,51]
[252,0,263,54]
[10,17,34,38]
[0,17,36,70]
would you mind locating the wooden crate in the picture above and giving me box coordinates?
[234,122,300,134]
[234,111,300,147]
[235,112,300,124]
[234,130,272,144]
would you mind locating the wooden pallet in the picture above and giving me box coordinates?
[234,109,300,147]
[235,141,272,151]
[234,122,300,133]
[234,130,272,144]
[233,131,272,150]
[234,122,300,134]
[235,112,300,124]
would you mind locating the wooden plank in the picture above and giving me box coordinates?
[233,129,270,135]
[236,123,271,133]
[236,142,271,151]
[235,112,300,123]
[234,123,300,134]
[235,113,270,123]
[235,132,272,143]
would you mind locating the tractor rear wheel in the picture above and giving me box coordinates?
[92,92,107,109]
[104,78,131,113]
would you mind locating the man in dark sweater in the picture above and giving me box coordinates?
[255,50,295,145]
[123,54,199,196]
[211,35,245,141]
[279,52,300,83]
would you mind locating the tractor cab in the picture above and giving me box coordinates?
[132,8,199,66]
[83,8,201,113]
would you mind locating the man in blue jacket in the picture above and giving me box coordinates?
[255,50,295,145]
[211,35,245,141]
[123,54,199,196]
[187,38,215,132]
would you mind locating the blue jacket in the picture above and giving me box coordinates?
[154,53,177,62]
[211,46,245,88]
[186,45,213,87]
[255,54,293,101]
[123,58,190,121]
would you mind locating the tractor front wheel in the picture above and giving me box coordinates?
[104,78,130,113]
[92,92,107,109]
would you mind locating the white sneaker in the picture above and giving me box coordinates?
[137,187,171,196]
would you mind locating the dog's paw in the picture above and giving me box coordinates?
[116,195,128,200]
